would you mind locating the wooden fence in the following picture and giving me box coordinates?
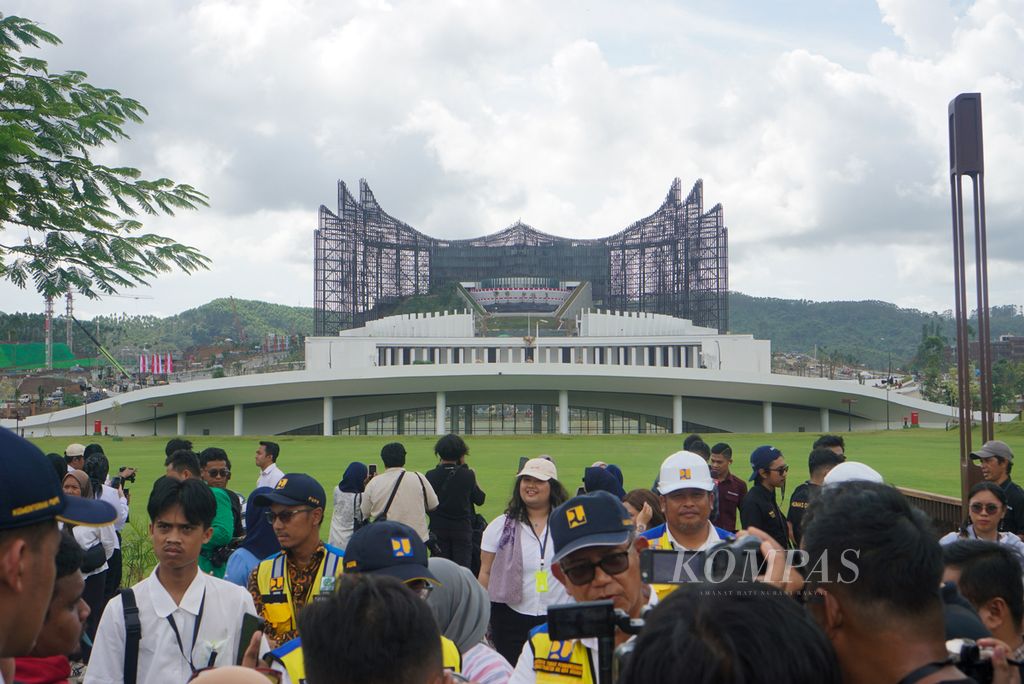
[898,487,964,537]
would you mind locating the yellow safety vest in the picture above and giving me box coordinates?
[256,547,344,638]
[268,636,461,683]
[527,624,596,683]
[651,531,679,601]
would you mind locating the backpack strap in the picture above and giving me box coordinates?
[122,588,142,684]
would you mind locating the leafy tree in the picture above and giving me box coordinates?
[0,15,209,301]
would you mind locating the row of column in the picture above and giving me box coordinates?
[174,396,833,436]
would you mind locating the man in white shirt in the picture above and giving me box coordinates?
[361,442,438,542]
[510,491,652,683]
[86,477,260,684]
[64,443,85,472]
[255,442,284,490]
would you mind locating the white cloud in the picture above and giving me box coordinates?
[1,0,1022,321]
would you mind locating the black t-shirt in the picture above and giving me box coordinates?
[425,463,486,530]
[787,481,820,547]
[226,487,244,538]
[739,482,789,549]
[999,478,1024,534]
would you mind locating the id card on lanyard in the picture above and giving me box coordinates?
[530,519,551,594]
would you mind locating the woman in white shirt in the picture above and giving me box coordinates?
[330,461,369,549]
[62,470,117,643]
[479,457,571,665]
[939,482,1024,569]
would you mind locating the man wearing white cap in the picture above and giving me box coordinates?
[64,443,85,472]
[823,461,884,486]
[649,451,732,600]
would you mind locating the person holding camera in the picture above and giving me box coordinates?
[510,491,651,683]
[426,434,486,569]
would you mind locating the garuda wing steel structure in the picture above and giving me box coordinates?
[314,177,728,335]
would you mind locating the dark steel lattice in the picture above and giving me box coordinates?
[314,178,728,334]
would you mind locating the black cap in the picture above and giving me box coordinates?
[550,491,635,565]
[0,428,116,529]
[252,473,325,509]
[343,520,438,584]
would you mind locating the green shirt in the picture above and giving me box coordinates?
[200,486,234,578]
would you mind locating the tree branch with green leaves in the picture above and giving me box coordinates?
[0,14,210,301]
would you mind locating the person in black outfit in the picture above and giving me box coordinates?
[738,445,790,549]
[425,434,485,568]
[972,440,1024,536]
[787,447,845,546]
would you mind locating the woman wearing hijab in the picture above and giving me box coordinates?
[61,470,116,643]
[427,558,512,684]
[224,487,281,586]
[329,461,369,549]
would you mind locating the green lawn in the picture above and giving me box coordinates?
[29,422,1024,529]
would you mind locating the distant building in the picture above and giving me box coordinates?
[969,335,1024,364]
[313,178,729,335]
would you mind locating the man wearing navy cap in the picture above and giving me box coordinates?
[248,474,344,646]
[739,446,790,549]
[0,428,115,676]
[264,521,461,684]
[511,491,651,683]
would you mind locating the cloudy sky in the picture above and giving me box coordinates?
[2,0,1022,321]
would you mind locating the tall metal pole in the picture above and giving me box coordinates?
[887,350,892,430]
[948,93,993,506]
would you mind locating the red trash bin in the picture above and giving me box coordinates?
[93,419,102,435]
[910,412,919,426]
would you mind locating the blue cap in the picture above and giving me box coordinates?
[749,445,783,481]
[253,473,326,509]
[550,491,635,565]
[343,520,438,584]
[0,428,116,529]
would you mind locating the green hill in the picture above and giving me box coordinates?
[2,293,1022,368]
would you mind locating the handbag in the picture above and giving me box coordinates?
[353,492,369,531]
[81,541,107,573]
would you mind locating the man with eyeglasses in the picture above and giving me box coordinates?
[200,448,245,539]
[511,491,653,683]
[647,452,733,600]
[739,445,791,549]
[247,474,343,647]
[262,521,461,684]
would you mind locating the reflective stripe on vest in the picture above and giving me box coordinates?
[267,637,305,684]
[527,627,595,683]
[267,635,459,681]
[256,548,344,637]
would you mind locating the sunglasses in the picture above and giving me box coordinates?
[970,502,1001,515]
[205,468,230,478]
[560,550,631,586]
[767,466,789,474]
[405,579,435,600]
[265,507,314,524]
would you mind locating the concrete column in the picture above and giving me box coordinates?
[656,347,663,367]
[630,347,638,366]
[471,348,477,363]
[820,407,830,433]
[673,396,683,434]
[323,396,334,436]
[387,347,393,366]
[176,412,187,435]
[762,401,773,434]
[233,404,244,436]
[559,389,569,435]
[435,391,446,435]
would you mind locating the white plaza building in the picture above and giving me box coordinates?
[2,309,995,438]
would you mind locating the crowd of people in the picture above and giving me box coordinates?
[2,425,1024,683]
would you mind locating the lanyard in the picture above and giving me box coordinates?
[166,590,215,674]
[528,518,551,569]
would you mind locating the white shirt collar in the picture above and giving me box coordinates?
[666,521,719,552]
[149,566,208,618]
[261,463,279,476]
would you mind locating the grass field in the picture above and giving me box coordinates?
[28,422,1024,529]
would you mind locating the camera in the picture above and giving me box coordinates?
[944,638,1020,684]
[639,534,766,585]
[110,466,137,491]
[546,600,645,684]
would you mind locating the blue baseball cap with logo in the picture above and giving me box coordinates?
[749,445,783,481]
[252,473,326,510]
[550,491,635,565]
[343,520,438,584]
[0,428,116,529]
